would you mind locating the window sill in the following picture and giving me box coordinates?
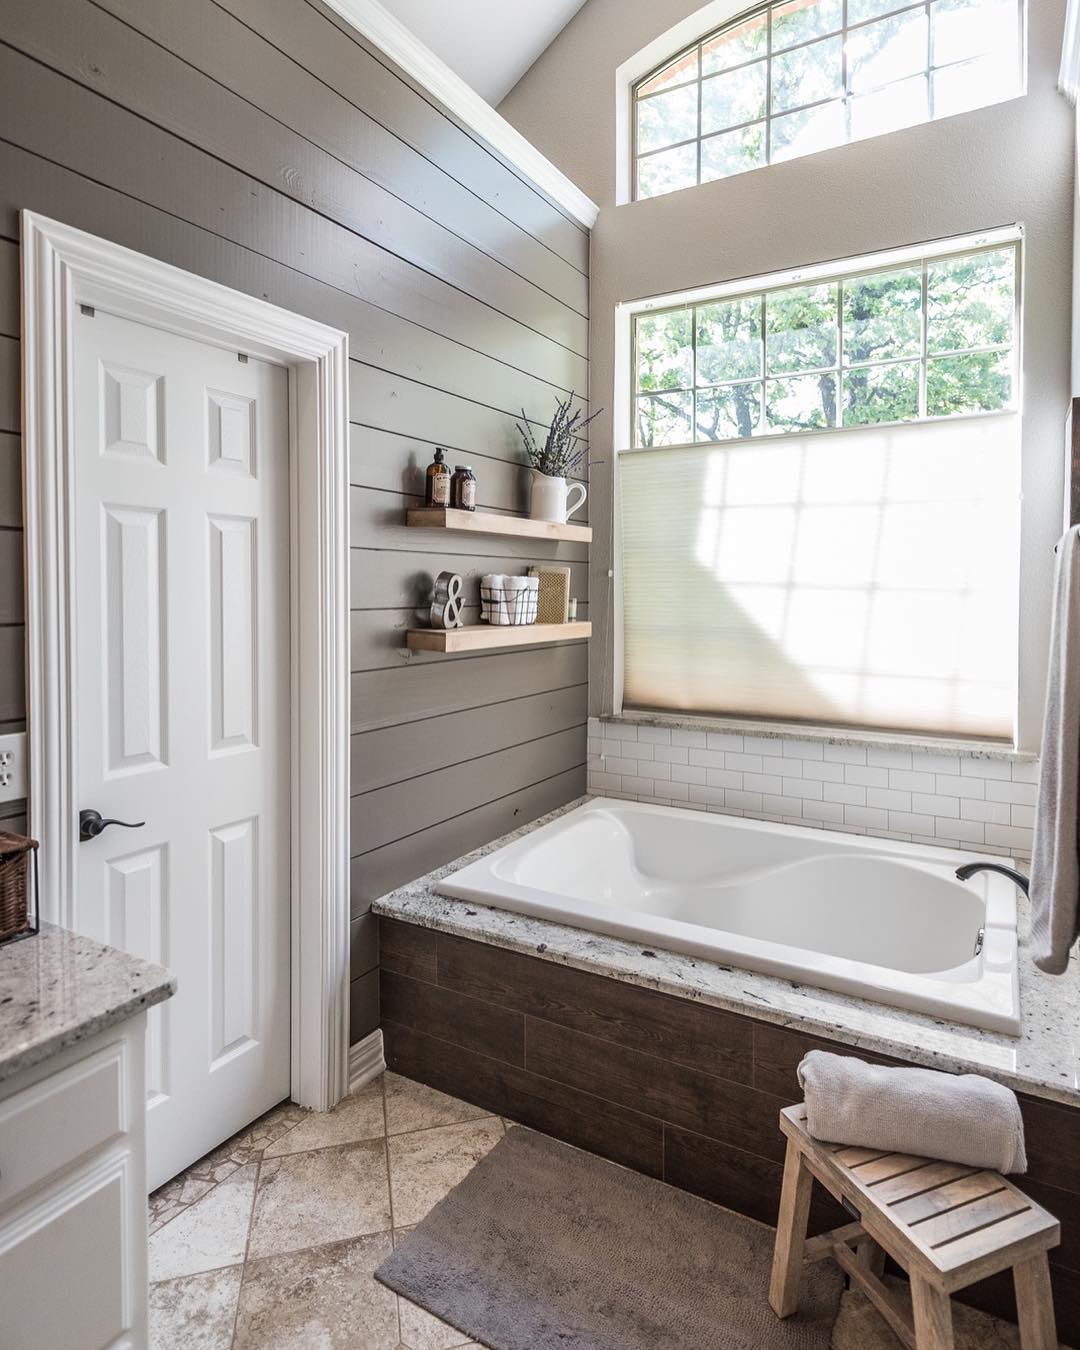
[606,709,1036,762]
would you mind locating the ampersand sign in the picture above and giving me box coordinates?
[430,571,464,629]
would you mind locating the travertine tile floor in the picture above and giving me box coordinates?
[148,1071,1055,1350]
[148,1072,497,1348]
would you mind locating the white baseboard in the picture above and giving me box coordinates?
[349,1029,386,1092]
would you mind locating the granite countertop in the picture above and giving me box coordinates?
[0,922,176,1083]
[373,796,1080,1110]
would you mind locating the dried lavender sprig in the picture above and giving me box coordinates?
[518,394,604,477]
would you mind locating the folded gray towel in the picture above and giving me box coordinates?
[797,1050,1027,1175]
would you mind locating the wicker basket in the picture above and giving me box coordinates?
[0,831,38,946]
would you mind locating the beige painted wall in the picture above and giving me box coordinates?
[501,0,1074,751]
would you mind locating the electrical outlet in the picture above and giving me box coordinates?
[0,732,26,801]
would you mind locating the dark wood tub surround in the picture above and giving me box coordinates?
[380,916,1080,1342]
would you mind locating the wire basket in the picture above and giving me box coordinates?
[480,574,539,626]
[0,831,39,947]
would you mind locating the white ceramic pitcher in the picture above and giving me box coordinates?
[530,470,587,525]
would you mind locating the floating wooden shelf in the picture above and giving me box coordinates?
[406,506,591,544]
[406,622,592,653]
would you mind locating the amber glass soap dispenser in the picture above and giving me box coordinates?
[425,447,451,507]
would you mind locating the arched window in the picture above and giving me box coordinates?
[632,0,1024,200]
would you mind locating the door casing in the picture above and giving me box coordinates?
[20,211,351,1112]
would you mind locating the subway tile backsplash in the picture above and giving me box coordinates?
[587,719,1036,859]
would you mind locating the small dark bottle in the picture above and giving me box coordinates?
[425,448,451,507]
[450,465,477,511]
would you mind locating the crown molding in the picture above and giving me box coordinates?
[320,0,599,229]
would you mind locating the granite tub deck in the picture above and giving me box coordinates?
[373,796,1080,1342]
[0,921,176,1081]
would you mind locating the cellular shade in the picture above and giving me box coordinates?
[619,414,1020,739]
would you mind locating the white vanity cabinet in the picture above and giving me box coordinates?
[0,923,174,1350]
[0,1015,150,1349]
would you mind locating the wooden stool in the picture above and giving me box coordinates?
[768,1104,1060,1349]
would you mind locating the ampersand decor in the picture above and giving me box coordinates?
[430,571,464,629]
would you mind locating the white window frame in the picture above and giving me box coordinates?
[616,0,1027,206]
[611,223,1025,747]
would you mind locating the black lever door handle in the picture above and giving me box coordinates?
[79,809,146,843]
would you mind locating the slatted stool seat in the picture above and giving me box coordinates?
[768,1104,1060,1349]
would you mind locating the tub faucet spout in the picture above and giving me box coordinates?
[955,861,1030,897]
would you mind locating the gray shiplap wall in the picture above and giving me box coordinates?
[0,0,590,1043]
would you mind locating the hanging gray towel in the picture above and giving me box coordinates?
[798,1051,1027,1174]
[1031,524,1080,974]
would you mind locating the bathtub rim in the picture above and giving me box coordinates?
[487,795,1018,931]
[437,796,1021,1036]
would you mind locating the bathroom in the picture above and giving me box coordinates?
[0,0,1077,1345]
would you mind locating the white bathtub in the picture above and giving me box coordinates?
[437,798,1021,1035]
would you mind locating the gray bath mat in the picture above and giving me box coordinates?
[376,1125,843,1350]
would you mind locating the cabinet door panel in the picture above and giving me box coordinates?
[0,1040,127,1207]
[0,1157,134,1350]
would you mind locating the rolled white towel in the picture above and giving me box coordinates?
[797,1050,1027,1175]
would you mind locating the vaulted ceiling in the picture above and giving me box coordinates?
[380,0,589,104]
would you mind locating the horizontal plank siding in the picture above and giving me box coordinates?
[349,912,379,980]
[76,0,588,311]
[0,244,17,336]
[349,426,587,506]
[0,41,588,358]
[0,141,586,401]
[351,684,586,795]
[350,725,586,856]
[0,338,18,432]
[0,0,590,1046]
[349,365,588,464]
[0,533,24,623]
[349,969,380,1044]
[0,436,21,528]
[0,628,24,723]
[349,765,585,912]
[351,643,588,729]
[228,0,590,271]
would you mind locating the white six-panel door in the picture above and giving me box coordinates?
[72,309,291,1191]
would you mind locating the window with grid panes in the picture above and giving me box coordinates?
[620,237,1021,739]
[632,0,1024,200]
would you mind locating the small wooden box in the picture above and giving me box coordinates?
[528,565,572,625]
